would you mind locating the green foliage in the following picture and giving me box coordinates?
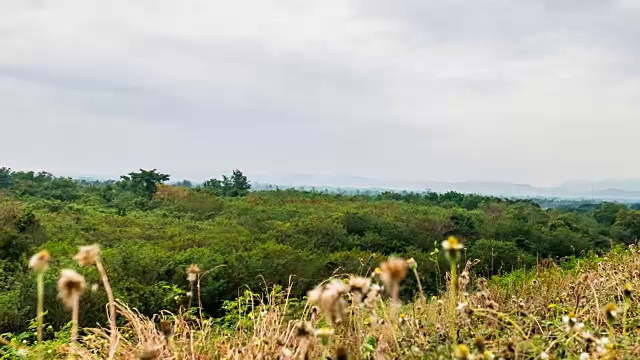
[468,239,535,276]
[120,169,170,199]
[0,167,632,336]
[202,169,251,197]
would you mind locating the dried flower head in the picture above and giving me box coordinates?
[379,257,408,301]
[139,343,161,360]
[57,269,86,309]
[348,276,371,304]
[442,236,464,262]
[458,270,470,292]
[74,244,101,267]
[29,250,50,272]
[160,320,174,337]
[186,264,200,282]
[477,277,488,290]
[406,258,418,269]
[335,346,349,360]
[485,299,499,310]
[307,280,349,325]
[474,335,486,352]
[364,284,383,308]
[295,321,314,339]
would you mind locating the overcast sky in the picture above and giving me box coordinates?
[1,0,639,186]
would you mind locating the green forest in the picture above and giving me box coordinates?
[1,167,639,336]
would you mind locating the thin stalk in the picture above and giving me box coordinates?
[321,338,330,359]
[623,298,630,336]
[197,275,203,324]
[607,321,616,347]
[71,296,79,344]
[188,281,194,309]
[411,267,425,300]
[449,262,458,346]
[36,272,44,344]
[95,258,118,359]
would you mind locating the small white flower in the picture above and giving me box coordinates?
[540,351,549,360]
[456,302,468,311]
[579,353,590,360]
[17,349,28,357]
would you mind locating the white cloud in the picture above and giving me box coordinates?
[1,0,639,185]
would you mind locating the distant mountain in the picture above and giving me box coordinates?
[250,174,640,201]
[558,179,640,193]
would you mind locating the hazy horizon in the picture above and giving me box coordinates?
[5,164,640,192]
[2,0,639,187]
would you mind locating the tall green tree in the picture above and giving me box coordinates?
[202,169,251,197]
[120,169,170,199]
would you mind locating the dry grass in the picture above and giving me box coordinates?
[8,242,640,359]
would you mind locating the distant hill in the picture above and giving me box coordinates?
[250,174,640,201]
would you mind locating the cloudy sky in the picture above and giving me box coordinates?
[1,0,639,186]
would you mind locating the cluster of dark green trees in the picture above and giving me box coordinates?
[0,167,639,335]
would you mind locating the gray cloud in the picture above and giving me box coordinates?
[1,0,639,186]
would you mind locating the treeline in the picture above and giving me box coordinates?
[0,167,639,334]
